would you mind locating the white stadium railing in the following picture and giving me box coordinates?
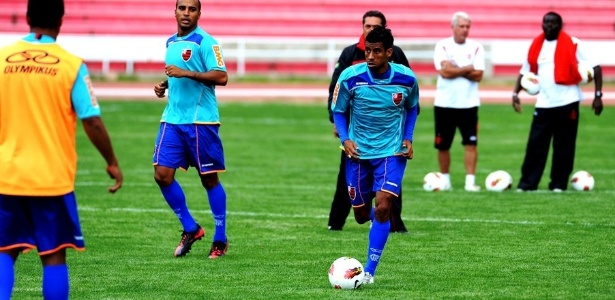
[1,34,613,77]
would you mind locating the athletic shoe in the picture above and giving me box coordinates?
[208,240,228,259]
[464,185,481,192]
[362,272,374,285]
[552,188,563,193]
[328,225,343,231]
[173,225,205,257]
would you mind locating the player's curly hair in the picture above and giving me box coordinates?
[27,0,64,29]
[365,26,394,50]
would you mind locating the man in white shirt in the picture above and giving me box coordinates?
[433,11,485,192]
[512,11,603,192]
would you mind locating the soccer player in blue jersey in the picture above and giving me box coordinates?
[152,0,229,259]
[331,26,419,284]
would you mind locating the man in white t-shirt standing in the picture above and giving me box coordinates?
[432,11,485,192]
[512,11,603,192]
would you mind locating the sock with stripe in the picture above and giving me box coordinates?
[207,183,227,242]
[161,180,198,232]
[364,219,390,276]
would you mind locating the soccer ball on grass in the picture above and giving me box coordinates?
[485,170,513,192]
[570,170,594,191]
[328,257,365,289]
[422,171,448,191]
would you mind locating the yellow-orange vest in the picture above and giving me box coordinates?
[0,39,84,196]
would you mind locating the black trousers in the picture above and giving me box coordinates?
[327,150,407,232]
[518,102,579,191]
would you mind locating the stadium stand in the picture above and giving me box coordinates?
[1,0,613,76]
[1,0,613,39]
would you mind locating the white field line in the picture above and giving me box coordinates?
[77,205,615,228]
[74,180,615,195]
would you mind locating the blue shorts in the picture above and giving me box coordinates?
[152,123,226,174]
[345,156,407,207]
[0,192,85,255]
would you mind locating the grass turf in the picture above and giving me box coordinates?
[11,101,615,299]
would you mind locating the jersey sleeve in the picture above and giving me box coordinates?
[433,40,447,71]
[201,37,227,72]
[331,69,352,114]
[71,63,101,119]
[405,82,419,110]
[574,37,597,67]
[473,43,486,71]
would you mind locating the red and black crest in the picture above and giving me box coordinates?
[348,186,356,200]
[392,92,403,105]
[181,49,192,62]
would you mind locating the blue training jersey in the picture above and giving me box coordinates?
[162,26,227,124]
[332,62,419,159]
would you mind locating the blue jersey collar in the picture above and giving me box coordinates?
[23,33,56,43]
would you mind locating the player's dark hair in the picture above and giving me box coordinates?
[544,11,562,25]
[175,0,201,11]
[27,0,64,29]
[362,10,387,28]
[365,26,394,50]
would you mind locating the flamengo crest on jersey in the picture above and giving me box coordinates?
[182,49,192,61]
[392,92,403,105]
[331,62,419,159]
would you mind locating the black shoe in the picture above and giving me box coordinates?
[328,226,343,231]
[208,240,228,259]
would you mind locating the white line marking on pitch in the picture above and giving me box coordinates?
[77,206,615,227]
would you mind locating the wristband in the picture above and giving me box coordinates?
[512,92,518,97]
[595,91,602,98]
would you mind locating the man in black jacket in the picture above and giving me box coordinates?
[326,10,410,233]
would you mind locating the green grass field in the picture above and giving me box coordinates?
[12,101,615,300]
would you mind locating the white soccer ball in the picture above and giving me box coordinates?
[485,170,513,192]
[521,72,540,95]
[328,257,365,289]
[570,170,594,191]
[422,171,448,192]
[578,63,594,84]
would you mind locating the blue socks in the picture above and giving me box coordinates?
[0,253,14,300]
[161,179,227,241]
[365,219,390,276]
[42,264,69,300]
[207,183,227,242]
[0,255,69,300]
[160,180,198,232]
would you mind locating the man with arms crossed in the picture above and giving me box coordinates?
[433,11,485,191]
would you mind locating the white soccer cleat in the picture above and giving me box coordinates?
[464,185,481,192]
[362,272,374,285]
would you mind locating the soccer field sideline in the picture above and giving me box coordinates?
[93,83,615,104]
